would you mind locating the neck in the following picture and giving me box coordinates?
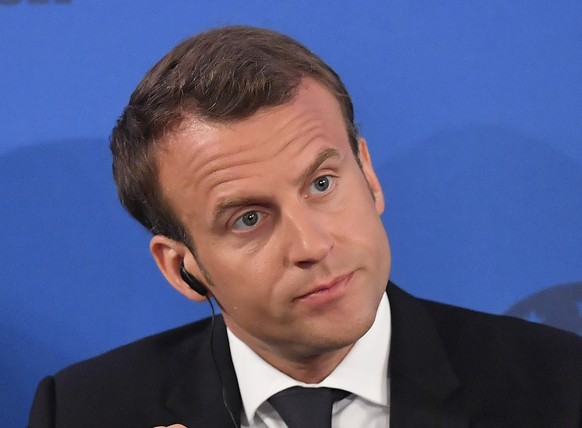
[232,330,354,383]
[265,345,353,384]
[224,315,358,384]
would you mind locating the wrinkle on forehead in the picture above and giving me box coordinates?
[184,104,327,186]
[155,120,222,220]
[162,78,342,177]
[157,78,350,225]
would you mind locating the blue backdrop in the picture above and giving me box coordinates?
[2,2,581,426]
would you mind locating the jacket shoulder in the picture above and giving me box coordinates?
[423,296,582,358]
[29,316,215,428]
[424,297,582,415]
[388,283,582,426]
[57,315,214,382]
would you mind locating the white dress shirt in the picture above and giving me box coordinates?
[227,294,391,427]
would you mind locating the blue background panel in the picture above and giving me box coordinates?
[1,1,581,426]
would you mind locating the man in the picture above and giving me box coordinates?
[29,26,582,427]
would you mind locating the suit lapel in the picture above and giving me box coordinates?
[387,283,468,427]
[165,316,242,428]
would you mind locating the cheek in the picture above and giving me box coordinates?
[341,186,381,229]
[336,187,390,267]
[203,245,284,303]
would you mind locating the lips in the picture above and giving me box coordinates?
[295,271,354,302]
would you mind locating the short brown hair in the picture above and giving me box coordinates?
[110,25,359,244]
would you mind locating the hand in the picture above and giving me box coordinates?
[153,425,187,428]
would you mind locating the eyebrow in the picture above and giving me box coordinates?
[211,147,343,224]
[212,195,266,226]
[297,147,343,186]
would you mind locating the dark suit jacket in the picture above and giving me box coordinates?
[28,283,582,427]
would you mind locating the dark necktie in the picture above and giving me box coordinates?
[268,386,349,428]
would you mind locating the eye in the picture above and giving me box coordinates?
[309,175,334,194]
[233,211,262,230]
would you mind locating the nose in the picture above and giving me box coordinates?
[283,204,334,268]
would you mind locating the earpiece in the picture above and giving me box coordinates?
[179,261,208,297]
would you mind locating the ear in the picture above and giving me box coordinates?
[150,235,208,302]
[357,137,385,215]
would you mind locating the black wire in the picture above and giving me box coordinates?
[207,297,238,427]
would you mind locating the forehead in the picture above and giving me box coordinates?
[157,79,351,220]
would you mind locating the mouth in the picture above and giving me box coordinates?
[294,271,354,303]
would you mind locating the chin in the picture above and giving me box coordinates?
[316,311,376,353]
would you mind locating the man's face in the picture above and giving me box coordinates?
[156,79,390,372]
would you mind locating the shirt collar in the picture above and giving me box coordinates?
[227,294,391,424]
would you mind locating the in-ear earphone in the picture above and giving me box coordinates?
[179,261,208,296]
